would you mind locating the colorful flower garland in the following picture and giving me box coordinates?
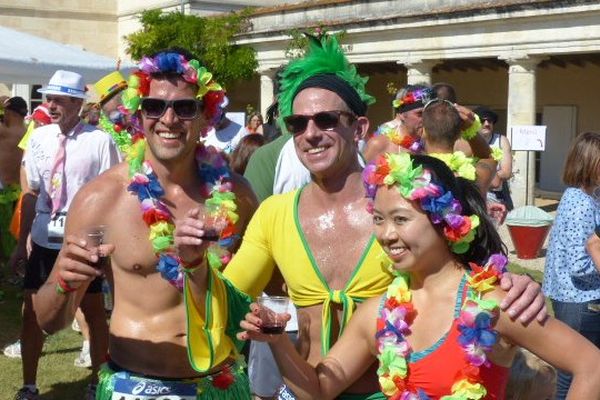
[363,152,479,254]
[138,53,226,126]
[126,139,239,291]
[392,88,433,110]
[429,151,477,181]
[376,123,423,154]
[376,254,508,399]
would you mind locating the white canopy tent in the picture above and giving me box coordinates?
[0,25,134,85]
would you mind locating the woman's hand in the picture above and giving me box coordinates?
[237,303,291,343]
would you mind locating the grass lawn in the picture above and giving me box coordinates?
[0,282,92,400]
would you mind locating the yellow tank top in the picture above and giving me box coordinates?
[224,188,393,354]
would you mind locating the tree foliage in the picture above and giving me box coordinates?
[125,9,257,88]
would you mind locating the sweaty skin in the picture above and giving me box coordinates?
[33,76,258,378]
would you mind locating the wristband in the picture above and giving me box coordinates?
[181,254,206,275]
[55,277,76,295]
[461,114,481,141]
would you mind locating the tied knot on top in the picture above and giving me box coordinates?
[329,289,345,304]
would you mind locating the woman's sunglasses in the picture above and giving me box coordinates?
[283,110,356,135]
[140,98,203,120]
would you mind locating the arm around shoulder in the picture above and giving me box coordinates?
[490,288,600,399]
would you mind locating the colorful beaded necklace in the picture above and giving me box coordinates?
[376,254,508,400]
[126,139,239,291]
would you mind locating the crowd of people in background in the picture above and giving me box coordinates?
[0,33,597,400]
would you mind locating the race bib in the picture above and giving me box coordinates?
[47,214,66,244]
[111,376,197,400]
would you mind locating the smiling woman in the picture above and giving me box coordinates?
[239,153,600,400]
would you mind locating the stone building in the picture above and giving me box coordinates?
[2,0,600,203]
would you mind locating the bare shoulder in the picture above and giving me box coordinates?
[500,135,512,150]
[364,135,391,162]
[69,162,129,217]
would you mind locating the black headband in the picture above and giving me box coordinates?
[294,73,367,116]
[397,101,425,114]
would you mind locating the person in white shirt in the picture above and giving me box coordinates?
[202,97,247,154]
[13,70,120,400]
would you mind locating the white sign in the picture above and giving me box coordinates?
[510,125,547,151]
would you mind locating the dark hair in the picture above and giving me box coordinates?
[422,100,462,149]
[411,154,507,265]
[562,131,600,188]
[432,82,457,103]
[473,106,498,125]
[230,134,266,174]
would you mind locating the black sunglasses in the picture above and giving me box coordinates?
[140,98,203,120]
[283,110,356,135]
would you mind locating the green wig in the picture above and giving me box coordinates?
[278,34,375,132]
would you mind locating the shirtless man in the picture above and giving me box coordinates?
[33,49,257,399]
[0,96,27,263]
[176,35,547,399]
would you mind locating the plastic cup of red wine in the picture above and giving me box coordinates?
[86,225,109,269]
[257,296,290,334]
[201,212,227,242]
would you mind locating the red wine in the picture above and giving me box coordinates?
[203,229,220,242]
[91,256,109,269]
[261,325,285,334]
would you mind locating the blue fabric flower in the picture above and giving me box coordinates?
[421,190,454,224]
[157,254,180,283]
[458,312,497,349]
[156,52,185,74]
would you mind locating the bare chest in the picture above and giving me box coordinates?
[106,193,205,277]
[297,202,373,289]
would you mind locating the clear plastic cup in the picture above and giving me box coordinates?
[86,225,108,269]
[257,296,290,334]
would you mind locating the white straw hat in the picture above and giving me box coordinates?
[38,70,87,99]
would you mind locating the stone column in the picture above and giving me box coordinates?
[12,84,31,108]
[259,69,277,120]
[398,59,438,85]
[501,55,542,207]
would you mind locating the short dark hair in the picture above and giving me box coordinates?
[562,131,600,188]
[422,100,462,148]
[229,134,266,175]
[473,106,498,124]
[5,96,28,117]
[432,82,457,103]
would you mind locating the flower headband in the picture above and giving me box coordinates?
[138,51,226,125]
[392,87,434,111]
[363,152,479,254]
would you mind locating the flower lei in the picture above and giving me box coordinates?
[376,123,423,153]
[429,152,477,181]
[363,152,479,254]
[139,53,222,102]
[376,253,508,399]
[126,139,239,291]
[392,88,434,110]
